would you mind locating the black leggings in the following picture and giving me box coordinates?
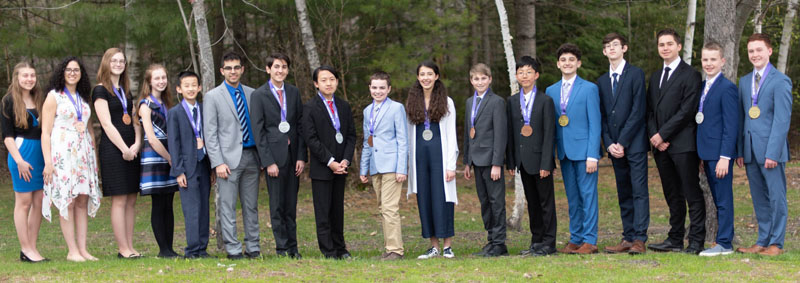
[151,192,176,255]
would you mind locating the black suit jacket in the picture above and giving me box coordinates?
[505,89,555,175]
[463,90,507,167]
[646,60,702,154]
[167,103,210,178]
[300,94,356,181]
[250,82,308,168]
[597,63,649,154]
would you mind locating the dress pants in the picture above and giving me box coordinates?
[266,160,299,254]
[312,175,348,257]
[745,150,787,249]
[371,173,404,255]
[179,159,210,257]
[560,159,599,245]
[217,148,261,255]
[519,165,556,249]
[415,123,454,239]
[473,165,506,246]
[653,150,706,245]
[703,159,735,249]
[609,152,650,243]
[151,192,176,255]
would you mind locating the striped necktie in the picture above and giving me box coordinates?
[234,89,250,143]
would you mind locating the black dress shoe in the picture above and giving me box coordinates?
[683,243,704,255]
[158,252,181,259]
[484,245,509,257]
[338,252,352,260]
[472,243,492,256]
[289,251,302,259]
[532,245,557,256]
[20,251,47,263]
[244,251,261,259]
[227,253,244,260]
[647,239,683,252]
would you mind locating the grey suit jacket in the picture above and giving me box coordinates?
[463,90,507,167]
[203,82,256,169]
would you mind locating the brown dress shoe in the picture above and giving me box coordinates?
[571,243,599,254]
[559,243,581,254]
[604,240,633,254]
[735,244,766,254]
[628,240,646,255]
[757,245,783,256]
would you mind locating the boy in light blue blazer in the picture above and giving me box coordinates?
[359,71,408,260]
[547,43,602,254]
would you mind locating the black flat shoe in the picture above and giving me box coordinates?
[21,251,48,263]
[118,252,140,259]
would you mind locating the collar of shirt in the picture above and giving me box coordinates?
[705,72,722,88]
[561,75,577,87]
[754,65,767,78]
[270,80,285,92]
[523,87,535,102]
[476,90,488,99]
[609,59,627,80]
[663,58,680,73]
[224,81,244,96]
[185,100,198,110]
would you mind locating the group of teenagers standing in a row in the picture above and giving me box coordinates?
[4,27,791,263]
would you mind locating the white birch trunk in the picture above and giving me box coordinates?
[177,0,200,76]
[777,0,798,73]
[494,0,525,231]
[683,0,697,64]
[295,0,320,70]
[754,0,763,33]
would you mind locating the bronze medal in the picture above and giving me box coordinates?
[749,106,760,119]
[74,121,86,133]
[368,135,374,147]
[558,115,569,127]
[196,137,204,149]
[122,113,132,125]
[521,125,533,137]
[469,127,476,139]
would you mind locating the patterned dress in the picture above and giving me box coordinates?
[139,98,178,195]
[42,89,101,222]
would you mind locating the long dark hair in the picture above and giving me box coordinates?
[48,56,92,102]
[406,61,448,124]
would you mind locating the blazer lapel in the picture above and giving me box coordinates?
[610,64,629,109]
[373,98,392,129]
[317,95,336,130]
[219,83,239,118]
[658,61,683,103]
[565,78,582,114]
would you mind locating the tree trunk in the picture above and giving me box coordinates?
[754,0,763,33]
[295,0,320,70]
[777,0,798,73]
[683,0,697,64]
[514,0,536,57]
[124,2,139,94]
[493,0,524,231]
[176,0,200,75]
[190,0,220,250]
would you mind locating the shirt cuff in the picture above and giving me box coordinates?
[326,157,335,166]
[719,156,731,160]
[587,157,598,162]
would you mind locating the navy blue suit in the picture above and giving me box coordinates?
[696,74,739,249]
[597,62,650,243]
[167,102,211,257]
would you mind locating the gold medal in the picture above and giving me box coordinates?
[74,121,86,133]
[196,137,204,149]
[749,106,760,119]
[469,127,476,139]
[521,125,533,137]
[368,135,374,147]
[122,113,132,125]
[558,115,569,127]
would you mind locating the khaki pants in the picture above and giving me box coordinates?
[371,173,404,255]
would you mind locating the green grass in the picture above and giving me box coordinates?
[1,160,799,282]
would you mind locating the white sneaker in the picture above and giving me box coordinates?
[417,247,439,259]
[442,247,455,258]
[699,245,733,257]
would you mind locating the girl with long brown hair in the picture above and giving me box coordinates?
[1,62,46,262]
[92,47,143,258]
[405,61,459,259]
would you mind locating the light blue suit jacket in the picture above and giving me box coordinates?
[547,76,602,161]
[359,98,409,176]
[737,64,793,164]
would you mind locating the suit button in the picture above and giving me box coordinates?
[375,149,378,152]
[614,124,617,127]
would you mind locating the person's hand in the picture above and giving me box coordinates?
[43,163,55,185]
[395,173,407,183]
[507,169,515,176]
[699,160,705,174]
[121,147,133,161]
[650,133,663,147]
[764,158,778,169]
[360,175,369,184]
[267,164,279,178]
[614,143,625,158]
[657,142,670,152]
[177,174,187,188]
[463,165,472,180]
[166,157,172,167]
[539,169,551,178]
[445,170,456,182]
[216,164,231,179]
[586,160,598,174]
[736,157,744,168]
[130,143,141,158]
[715,159,730,179]
[295,161,306,176]
[490,165,502,181]
[16,159,33,182]
[210,174,217,186]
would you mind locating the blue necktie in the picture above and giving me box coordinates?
[612,73,619,97]
[234,89,250,143]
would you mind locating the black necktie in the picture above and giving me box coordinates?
[612,73,619,97]
[660,67,671,89]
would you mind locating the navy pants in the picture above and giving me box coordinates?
[415,123,454,239]
[610,151,650,243]
[703,159,735,249]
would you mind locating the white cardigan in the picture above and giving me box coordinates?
[406,97,459,204]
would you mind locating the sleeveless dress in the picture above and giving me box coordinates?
[139,98,178,195]
[92,86,141,196]
[1,95,44,192]
[42,89,101,221]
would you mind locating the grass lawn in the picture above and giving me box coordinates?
[0,159,798,282]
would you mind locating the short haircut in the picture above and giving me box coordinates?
[747,33,772,49]
[602,32,627,47]
[312,65,339,82]
[177,71,199,85]
[469,63,492,78]
[702,41,725,58]
[556,43,582,61]
[266,53,291,68]
[369,71,391,86]
[656,28,681,44]
[222,52,242,63]
[516,56,541,73]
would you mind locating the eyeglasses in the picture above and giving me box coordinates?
[604,42,622,48]
[65,68,81,74]
[110,59,126,65]
[223,65,243,71]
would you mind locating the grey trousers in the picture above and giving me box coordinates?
[217,148,261,255]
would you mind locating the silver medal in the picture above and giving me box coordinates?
[695,112,704,124]
[279,121,290,133]
[422,129,433,141]
[335,132,344,144]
